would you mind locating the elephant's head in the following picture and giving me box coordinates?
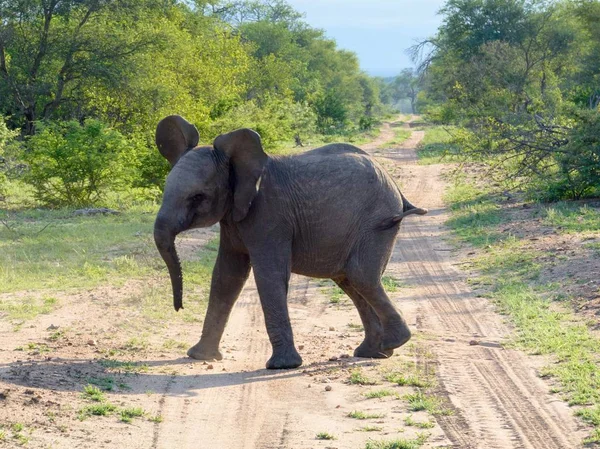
[153,115,267,311]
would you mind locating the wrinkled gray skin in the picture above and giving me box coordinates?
[154,115,427,369]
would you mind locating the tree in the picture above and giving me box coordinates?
[414,0,600,199]
[390,69,420,113]
[0,0,165,134]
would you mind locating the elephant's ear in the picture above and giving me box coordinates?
[213,128,268,222]
[155,115,200,167]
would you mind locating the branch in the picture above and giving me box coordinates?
[30,0,60,80]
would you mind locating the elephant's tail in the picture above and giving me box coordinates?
[377,193,427,230]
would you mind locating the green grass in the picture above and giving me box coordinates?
[162,339,189,350]
[122,336,150,352]
[541,203,600,234]
[347,410,385,420]
[148,414,163,423]
[0,208,159,293]
[403,392,452,416]
[404,415,435,429]
[444,180,506,247]
[416,126,460,165]
[357,425,383,432]
[78,402,117,420]
[382,275,404,292]
[349,369,378,386]
[81,385,106,402]
[98,359,148,373]
[0,295,59,321]
[445,178,600,442]
[120,407,145,423]
[585,241,600,256]
[86,376,115,391]
[379,128,411,149]
[15,342,51,353]
[316,431,336,440]
[384,373,431,388]
[364,389,396,399]
[347,322,365,332]
[381,361,434,388]
[364,433,429,449]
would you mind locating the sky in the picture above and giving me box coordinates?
[286,0,446,78]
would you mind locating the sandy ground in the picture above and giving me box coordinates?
[0,119,589,448]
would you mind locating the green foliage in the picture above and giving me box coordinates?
[21,120,132,207]
[0,1,387,205]
[347,410,385,420]
[364,433,429,449]
[348,369,378,386]
[416,126,461,164]
[316,432,336,440]
[403,391,451,415]
[416,0,600,199]
[0,116,19,197]
[364,389,396,399]
[119,407,145,424]
[0,208,158,292]
[81,385,106,402]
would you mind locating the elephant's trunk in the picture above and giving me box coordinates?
[154,216,184,311]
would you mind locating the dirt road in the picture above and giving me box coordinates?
[0,119,587,448]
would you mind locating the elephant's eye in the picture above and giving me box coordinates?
[189,193,205,204]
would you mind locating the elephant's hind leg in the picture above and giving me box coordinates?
[345,261,411,351]
[335,277,393,358]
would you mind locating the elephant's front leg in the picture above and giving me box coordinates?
[187,241,250,361]
[252,251,302,369]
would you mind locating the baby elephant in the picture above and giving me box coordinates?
[154,115,427,369]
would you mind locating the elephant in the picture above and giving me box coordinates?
[153,115,427,369]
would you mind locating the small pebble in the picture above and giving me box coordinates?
[340,353,350,359]
[87,339,97,346]
[469,340,479,346]
[329,326,335,331]
[207,364,214,370]
[298,345,304,350]
[329,356,338,361]
[325,385,332,392]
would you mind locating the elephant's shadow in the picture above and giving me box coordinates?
[0,356,377,398]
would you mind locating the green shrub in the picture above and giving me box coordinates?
[0,116,19,199]
[21,120,133,207]
[542,110,600,200]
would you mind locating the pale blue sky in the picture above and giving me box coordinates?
[287,0,446,77]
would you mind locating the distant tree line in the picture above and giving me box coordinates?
[414,0,600,200]
[0,0,392,206]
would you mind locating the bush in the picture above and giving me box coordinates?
[0,117,19,199]
[21,120,133,207]
[208,96,316,153]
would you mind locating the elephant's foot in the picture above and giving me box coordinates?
[354,340,393,359]
[266,347,302,369]
[381,322,411,350]
[187,342,223,361]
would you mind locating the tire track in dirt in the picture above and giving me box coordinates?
[375,123,586,448]
[151,273,333,449]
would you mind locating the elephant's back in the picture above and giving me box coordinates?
[268,145,403,277]
[301,143,368,157]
